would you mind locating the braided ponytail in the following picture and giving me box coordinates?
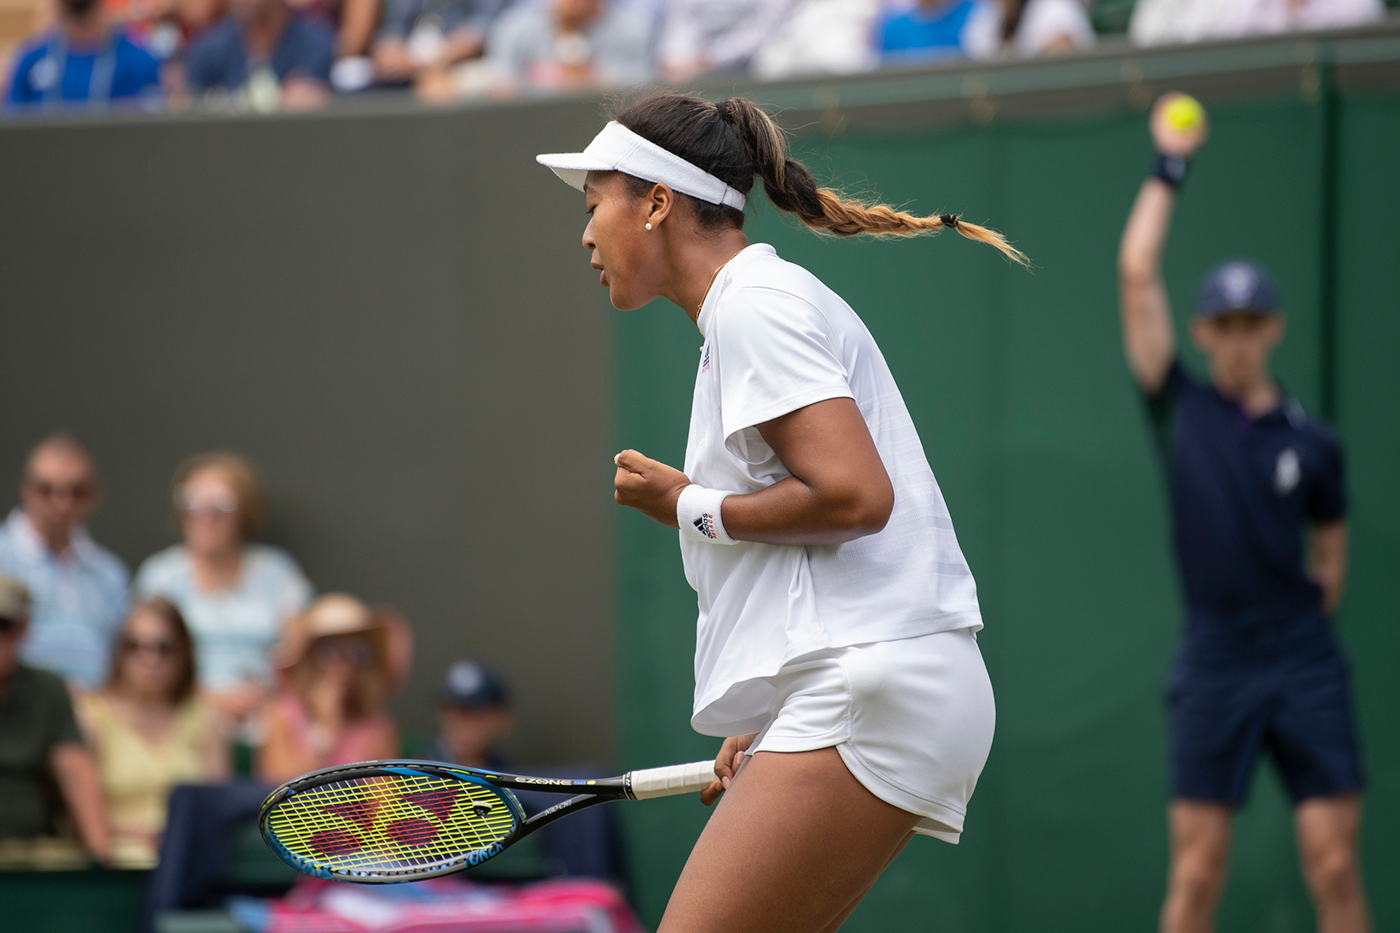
[614,93,1028,267]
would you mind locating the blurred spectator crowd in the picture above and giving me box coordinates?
[0,432,526,881]
[0,0,1390,115]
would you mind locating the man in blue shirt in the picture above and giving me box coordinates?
[0,434,128,689]
[1118,95,1370,932]
[3,0,160,114]
[371,0,505,86]
[878,0,980,64]
[181,0,333,111]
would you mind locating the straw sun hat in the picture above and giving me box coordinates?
[275,593,394,675]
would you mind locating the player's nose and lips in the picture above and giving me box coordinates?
[581,179,609,290]
[584,219,607,286]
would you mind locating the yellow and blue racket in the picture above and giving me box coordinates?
[258,758,715,883]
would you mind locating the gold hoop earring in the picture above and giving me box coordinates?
[645,222,653,230]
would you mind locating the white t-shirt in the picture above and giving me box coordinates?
[962,0,1096,59]
[134,543,313,691]
[1128,0,1384,46]
[682,243,982,737]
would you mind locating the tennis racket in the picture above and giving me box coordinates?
[259,758,716,883]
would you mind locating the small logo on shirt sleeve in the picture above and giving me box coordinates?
[700,344,711,374]
[693,514,718,539]
[1274,447,1301,495]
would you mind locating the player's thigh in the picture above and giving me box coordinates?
[1168,800,1233,871]
[1294,793,1362,869]
[659,747,920,933]
[815,832,915,933]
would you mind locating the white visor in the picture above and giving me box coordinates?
[536,121,747,211]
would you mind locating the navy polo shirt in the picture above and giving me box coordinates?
[1146,359,1345,623]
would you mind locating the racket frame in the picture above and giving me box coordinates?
[259,759,667,883]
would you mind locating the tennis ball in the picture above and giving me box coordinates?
[1164,95,1205,131]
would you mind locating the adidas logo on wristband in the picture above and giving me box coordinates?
[678,485,737,545]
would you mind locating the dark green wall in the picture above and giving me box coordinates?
[613,91,1400,931]
[1332,91,1400,931]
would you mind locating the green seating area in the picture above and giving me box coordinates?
[0,869,147,933]
[0,812,552,932]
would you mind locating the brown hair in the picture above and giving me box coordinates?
[614,93,1028,266]
[106,597,198,703]
[171,451,266,540]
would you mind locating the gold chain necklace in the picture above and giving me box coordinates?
[697,261,727,317]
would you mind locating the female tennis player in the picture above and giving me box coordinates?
[537,93,1018,933]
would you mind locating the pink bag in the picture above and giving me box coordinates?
[257,875,647,933]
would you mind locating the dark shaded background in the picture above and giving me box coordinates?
[0,102,618,765]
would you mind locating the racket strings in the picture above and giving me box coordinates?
[266,774,517,874]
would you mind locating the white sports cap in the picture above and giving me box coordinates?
[536,121,747,211]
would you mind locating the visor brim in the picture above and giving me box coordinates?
[535,152,614,192]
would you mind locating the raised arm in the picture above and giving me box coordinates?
[1117,93,1210,395]
[1118,180,1178,393]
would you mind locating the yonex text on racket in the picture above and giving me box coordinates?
[259,758,715,883]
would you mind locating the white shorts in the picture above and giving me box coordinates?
[750,628,995,843]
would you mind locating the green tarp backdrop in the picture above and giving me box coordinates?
[614,88,1399,932]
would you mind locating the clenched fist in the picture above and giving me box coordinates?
[613,449,691,528]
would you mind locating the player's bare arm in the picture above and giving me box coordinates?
[614,396,893,546]
[1118,93,1210,395]
[1311,519,1348,615]
[1118,182,1177,393]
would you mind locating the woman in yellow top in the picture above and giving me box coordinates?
[76,598,228,868]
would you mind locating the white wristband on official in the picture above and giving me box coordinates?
[677,485,737,545]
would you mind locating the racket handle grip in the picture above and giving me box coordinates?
[627,760,717,800]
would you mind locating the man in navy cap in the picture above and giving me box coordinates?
[1118,95,1370,933]
[430,659,515,769]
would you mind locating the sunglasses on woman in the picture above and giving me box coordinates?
[173,490,238,517]
[314,639,373,667]
[122,637,178,657]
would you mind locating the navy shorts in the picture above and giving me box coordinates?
[1166,613,1364,807]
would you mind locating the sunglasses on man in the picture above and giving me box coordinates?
[26,480,95,501]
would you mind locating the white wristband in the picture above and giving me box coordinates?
[677,485,737,545]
